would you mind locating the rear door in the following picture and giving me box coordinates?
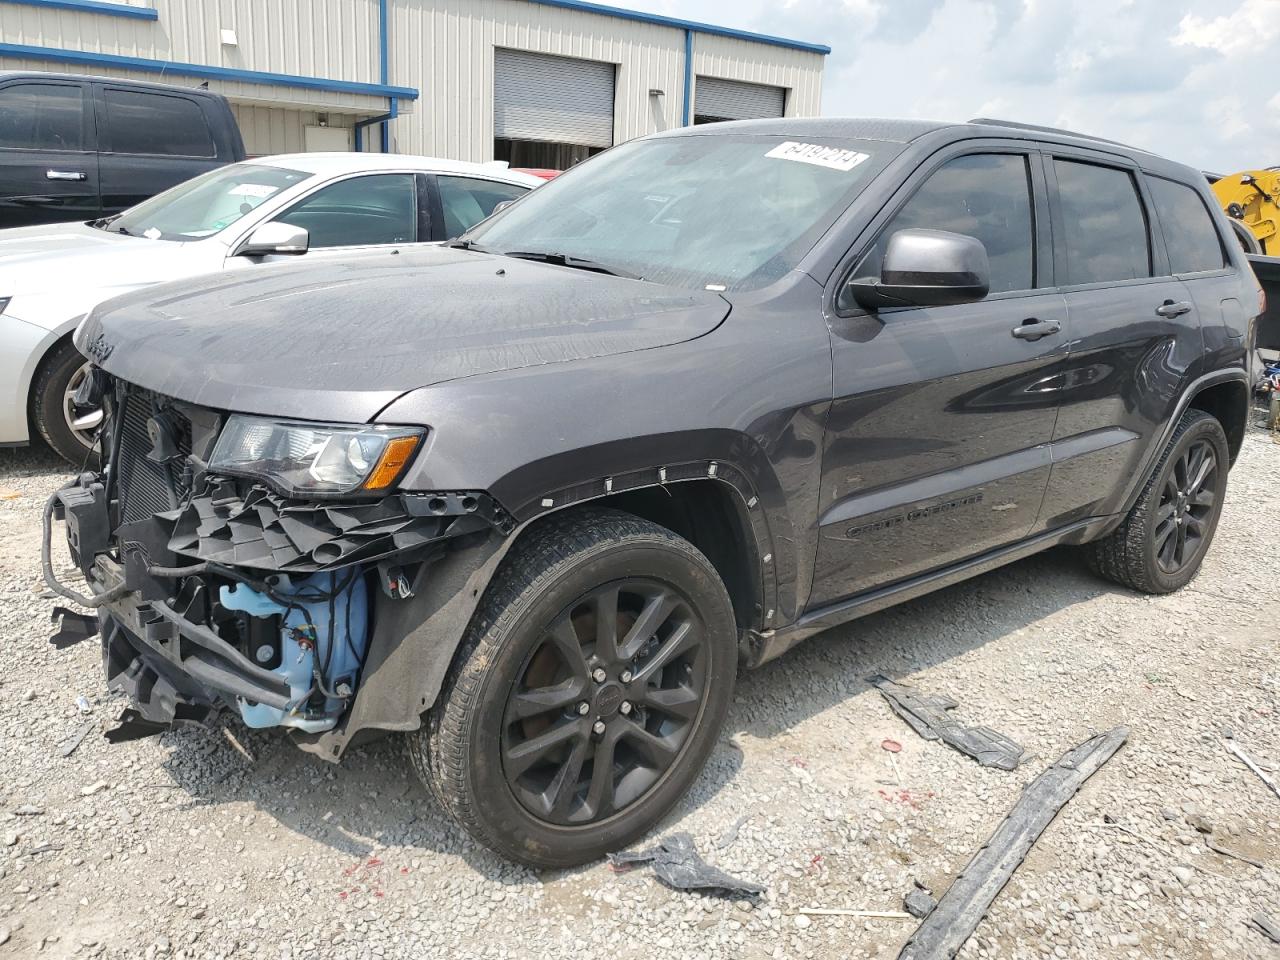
[94,84,224,215]
[1035,151,1200,529]
[811,145,1067,607]
[0,78,100,227]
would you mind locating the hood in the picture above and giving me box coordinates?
[0,221,194,322]
[78,245,730,424]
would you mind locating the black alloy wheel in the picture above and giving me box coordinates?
[501,578,708,825]
[408,509,737,868]
[1153,439,1218,575]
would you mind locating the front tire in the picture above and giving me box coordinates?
[1088,410,1229,594]
[30,340,101,467]
[408,509,737,868]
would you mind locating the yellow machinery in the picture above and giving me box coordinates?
[1212,169,1280,255]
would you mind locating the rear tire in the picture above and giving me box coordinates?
[1087,410,1228,594]
[407,508,737,868]
[30,339,100,468]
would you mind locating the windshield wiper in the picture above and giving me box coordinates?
[445,239,493,253]
[88,215,120,231]
[502,251,639,279]
[112,224,135,237]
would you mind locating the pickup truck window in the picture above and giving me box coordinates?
[1054,159,1151,285]
[854,153,1035,299]
[467,134,889,291]
[1147,176,1227,274]
[109,163,308,240]
[103,88,215,158]
[273,173,417,248]
[0,83,83,152]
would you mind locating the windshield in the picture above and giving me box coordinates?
[109,163,310,241]
[467,134,890,291]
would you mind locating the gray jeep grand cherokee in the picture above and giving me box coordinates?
[46,118,1256,867]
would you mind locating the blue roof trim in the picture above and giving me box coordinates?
[0,42,420,99]
[0,0,158,20]
[527,0,831,55]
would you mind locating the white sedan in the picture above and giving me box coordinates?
[0,153,541,463]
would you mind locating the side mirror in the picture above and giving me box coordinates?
[236,222,309,257]
[849,228,990,310]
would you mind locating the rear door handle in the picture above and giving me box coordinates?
[45,169,87,181]
[1156,300,1193,318]
[1011,318,1061,341]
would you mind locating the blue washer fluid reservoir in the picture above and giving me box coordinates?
[219,571,369,733]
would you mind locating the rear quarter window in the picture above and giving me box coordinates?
[104,88,215,158]
[0,83,84,152]
[1147,176,1227,274]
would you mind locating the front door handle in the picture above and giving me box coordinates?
[1011,318,1061,341]
[45,169,87,181]
[1156,300,1193,318]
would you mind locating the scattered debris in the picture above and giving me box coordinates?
[715,814,751,850]
[13,805,43,817]
[867,675,1024,770]
[79,780,108,797]
[903,883,937,919]
[795,908,914,920]
[608,833,765,897]
[0,487,20,500]
[26,843,62,856]
[58,721,95,758]
[1250,912,1280,944]
[897,726,1129,960]
[75,695,92,714]
[1224,739,1280,802]
[221,724,256,765]
[882,738,904,784]
[1205,836,1265,869]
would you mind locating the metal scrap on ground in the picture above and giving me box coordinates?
[867,674,1025,770]
[1251,912,1280,944]
[57,721,94,758]
[608,832,765,897]
[1224,739,1280,802]
[896,726,1129,960]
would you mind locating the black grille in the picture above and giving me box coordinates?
[116,393,192,524]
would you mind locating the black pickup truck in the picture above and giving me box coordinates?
[45,117,1255,868]
[0,71,244,227]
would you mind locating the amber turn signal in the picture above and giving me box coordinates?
[363,435,421,491]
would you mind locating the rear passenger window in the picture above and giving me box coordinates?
[0,83,84,151]
[437,176,529,238]
[104,89,215,158]
[861,153,1036,296]
[1147,176,1226,274]
[1054,160,1150,285]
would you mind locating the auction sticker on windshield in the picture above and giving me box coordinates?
[765,142,870,172]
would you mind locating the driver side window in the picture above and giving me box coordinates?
[841,153,1035,310]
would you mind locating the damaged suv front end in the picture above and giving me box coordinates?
[46,373,514,757]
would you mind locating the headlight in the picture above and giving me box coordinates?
[210,416,424,496]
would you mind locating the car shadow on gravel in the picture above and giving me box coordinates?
[727,546,1116,744]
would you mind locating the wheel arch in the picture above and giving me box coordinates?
[1186,377,1249,465]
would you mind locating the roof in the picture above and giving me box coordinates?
[526,0,830,55]
[660,117,951,143]
[252,153,545,186]
[0,69,225,97]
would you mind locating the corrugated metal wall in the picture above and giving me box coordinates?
[1,0,827,160]
[230,104,357,156]
[0,0,386,113]
[389,0,825,161]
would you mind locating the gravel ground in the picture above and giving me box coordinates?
[1,424,1278,960]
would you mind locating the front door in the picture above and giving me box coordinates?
[0,78,100,227]
[811,148,1066,607]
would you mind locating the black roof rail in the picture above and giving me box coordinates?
[967,117,1143,152]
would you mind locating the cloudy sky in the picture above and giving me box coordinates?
[624,0,1280,173]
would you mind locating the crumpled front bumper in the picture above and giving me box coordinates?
[45,458,516,759]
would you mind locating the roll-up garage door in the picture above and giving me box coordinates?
[493,49,615,147]
[694,77,786,122]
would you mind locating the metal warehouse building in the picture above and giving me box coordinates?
[0,0,828,166]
